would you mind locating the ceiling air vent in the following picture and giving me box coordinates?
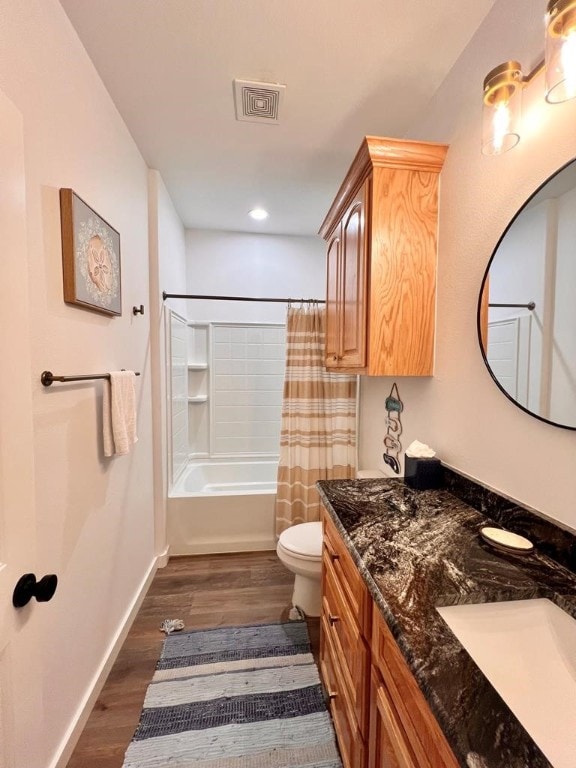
[233,79,285,124]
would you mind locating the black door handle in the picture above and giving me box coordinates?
[12,573,58,608]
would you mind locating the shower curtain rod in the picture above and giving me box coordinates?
[489,302,536,310]
[163,291,326,304]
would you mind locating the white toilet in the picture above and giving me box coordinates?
[276,521,323,618]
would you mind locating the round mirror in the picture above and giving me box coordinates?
[477,157,576,430]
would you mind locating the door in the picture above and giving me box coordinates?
[340,185,367,368]
[487,316,532,407]
[0,88,42,768]
[325,230,341,366]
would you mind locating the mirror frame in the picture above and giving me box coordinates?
[476,156,576,432]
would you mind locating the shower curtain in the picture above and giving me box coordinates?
[275,304,357,536]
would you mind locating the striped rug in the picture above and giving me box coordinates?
[122,621,343,767]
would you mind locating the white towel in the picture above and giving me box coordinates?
[103,371,138,457]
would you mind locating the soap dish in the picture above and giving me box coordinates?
[479,526,534,554]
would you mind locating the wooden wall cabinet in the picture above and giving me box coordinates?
[319,137,448,376]
[325,183,368,369]
[321,509,459,768]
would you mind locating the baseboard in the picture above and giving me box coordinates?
[169,537,277,555]
[156,545,170,568]
[50,555,161,768]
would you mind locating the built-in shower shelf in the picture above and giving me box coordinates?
[188,363,208,370]
[188,395,208,403]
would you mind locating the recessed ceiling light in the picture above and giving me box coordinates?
[249,208,269,221]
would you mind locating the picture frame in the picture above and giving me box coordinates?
[60,188,122,316]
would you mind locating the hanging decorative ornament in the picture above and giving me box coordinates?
[382,383,404,474]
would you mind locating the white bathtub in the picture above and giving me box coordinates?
[167,460,278,554]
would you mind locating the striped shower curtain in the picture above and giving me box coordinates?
[275,305,357,536]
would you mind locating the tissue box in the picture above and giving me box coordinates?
[404,456,442,490]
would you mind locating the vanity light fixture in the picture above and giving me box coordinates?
[248,207,269,221]
[545,0,576,103]
[482,0,576,155]
[482,61,523,155]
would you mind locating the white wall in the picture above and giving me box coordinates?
[0,2,159,766]
[148,170,187,554]
[358,0,576,531]
[185,229,326,324]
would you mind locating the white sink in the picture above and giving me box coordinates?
[437,598,576,768]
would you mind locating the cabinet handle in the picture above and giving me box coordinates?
[328,691,337,700]
[324,543,339,562]
[329,614,340,625]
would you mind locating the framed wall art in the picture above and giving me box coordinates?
[60,188,122,316]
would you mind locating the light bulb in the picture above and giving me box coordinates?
[492,102,512,154]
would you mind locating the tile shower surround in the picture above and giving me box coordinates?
[180,322,286,459]
[211,324,285,456]
[317,469,576,768]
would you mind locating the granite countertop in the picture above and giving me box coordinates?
[316,476,576,768]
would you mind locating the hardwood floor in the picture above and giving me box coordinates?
[66,551,320,768]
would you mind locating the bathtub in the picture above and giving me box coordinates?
[167,460,278,555]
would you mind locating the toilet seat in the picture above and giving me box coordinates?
[278,521,322,560]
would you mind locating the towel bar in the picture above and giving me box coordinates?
[41,370,141,387]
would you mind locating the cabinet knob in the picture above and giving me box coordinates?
[12,573,58,608]
[330,552,340,562]
[332,354,338,361]
[328,691,337,700]
[329,614,340,626]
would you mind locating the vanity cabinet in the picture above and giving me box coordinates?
[320,511,371,768]
[370,610,459,768]
[319,137,448,376]
[320,509,459,768]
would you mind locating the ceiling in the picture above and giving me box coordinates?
[59,0,496,236]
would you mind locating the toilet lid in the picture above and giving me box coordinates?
[279,521,322,558]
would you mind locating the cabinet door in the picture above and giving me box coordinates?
[340,184,367,368]
[371,610,459,768]
[325,229,341,366]
[321,614,366,768]
[369,667,418,768]
[323,551,370,735]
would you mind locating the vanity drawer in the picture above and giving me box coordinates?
[320,612,366,768]
[323,549,370,735]
[323,509,371,634]
[371,609,459,768]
